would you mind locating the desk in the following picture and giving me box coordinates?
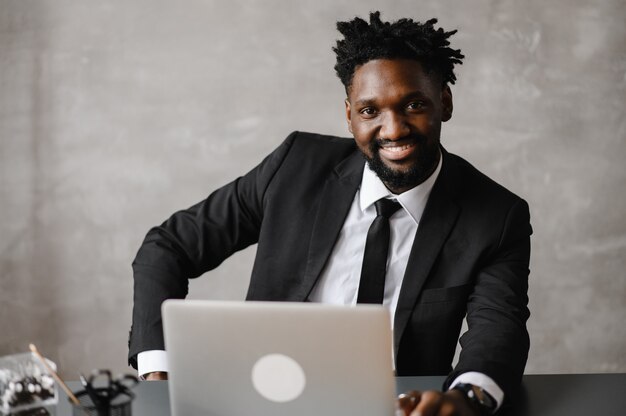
[56,374,625,415]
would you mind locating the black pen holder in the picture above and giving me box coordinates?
[70,388,133,416]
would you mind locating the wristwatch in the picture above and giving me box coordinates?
[452,383,497,415]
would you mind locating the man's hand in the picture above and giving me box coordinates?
[396,389,479,416]
[142,371,168,381]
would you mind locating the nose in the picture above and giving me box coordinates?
[379,111,410,140]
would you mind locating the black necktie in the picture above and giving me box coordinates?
[357,198,402,304]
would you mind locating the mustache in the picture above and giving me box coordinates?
[372,133,428,148]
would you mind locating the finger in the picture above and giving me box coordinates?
[437,400,457,416]
[413,390,443,416]
[396,391,421,415]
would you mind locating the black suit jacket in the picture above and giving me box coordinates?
[129,131,531,399]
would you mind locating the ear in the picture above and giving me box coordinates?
[344,99,353,134]
[441,85,453,122]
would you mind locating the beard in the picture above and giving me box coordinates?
[362,133,440,192]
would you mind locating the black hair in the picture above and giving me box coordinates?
[333,11,464,90]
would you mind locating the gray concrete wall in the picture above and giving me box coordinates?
[1,0,624,378]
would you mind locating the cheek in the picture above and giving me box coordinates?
[354,138,372,156]
[411,114,435,129]
[351,128,375,156]
[425,118,442,139]
[410,115,441,139]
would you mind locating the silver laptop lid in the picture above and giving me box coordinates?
[162,300,396,416]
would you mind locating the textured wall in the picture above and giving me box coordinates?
[1,0,624,378]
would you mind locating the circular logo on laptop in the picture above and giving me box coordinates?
[251,353,306,403]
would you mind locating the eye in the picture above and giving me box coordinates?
[406,101,426,111]
[359,107,378,118]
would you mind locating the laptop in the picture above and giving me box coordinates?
[162,300,396,416]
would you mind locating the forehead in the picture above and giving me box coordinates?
[348,59,441,102]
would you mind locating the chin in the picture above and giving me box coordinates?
[366,156,428,191]
[383,159,416,173]
[360,139,440,190]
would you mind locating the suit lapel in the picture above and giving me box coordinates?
[393,149,461,353]
[297,151,364,300]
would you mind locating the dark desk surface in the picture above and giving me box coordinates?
[57,374,626,415]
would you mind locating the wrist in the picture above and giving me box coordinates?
[141,371,168,381]
[451,383,497,416]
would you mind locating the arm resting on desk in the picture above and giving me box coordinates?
[128,133,298,368]
[446,199,531,401]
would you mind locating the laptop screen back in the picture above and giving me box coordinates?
[162,300,396,416]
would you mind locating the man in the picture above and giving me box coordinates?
[129,12,531,416]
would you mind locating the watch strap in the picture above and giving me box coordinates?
[452,383,497,415]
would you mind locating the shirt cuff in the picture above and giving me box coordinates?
[137,350,168,378]
[448,372,504,411]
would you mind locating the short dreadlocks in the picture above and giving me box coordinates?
[333,12,464,90]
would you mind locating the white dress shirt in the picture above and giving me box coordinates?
[137,153,503,409]
[307,155,442,322]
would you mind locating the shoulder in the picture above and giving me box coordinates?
[442,150,533,249]
[443,150,526,207]
[285,131,356,154]
[277,131,358,170]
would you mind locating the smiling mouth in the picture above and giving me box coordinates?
[380,142,415,152]
[377,141,417,161]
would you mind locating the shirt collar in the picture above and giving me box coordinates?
[359,151,443,224]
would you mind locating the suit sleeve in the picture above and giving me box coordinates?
[444,198,532,400]
[127,132,299,368]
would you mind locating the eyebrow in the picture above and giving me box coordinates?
[352,91,430,107]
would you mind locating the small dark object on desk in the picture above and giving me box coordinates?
[70,370,138,416]
[71,388,133,416]
[80,374,103,411]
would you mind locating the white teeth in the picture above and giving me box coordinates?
[383,144,413,152]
